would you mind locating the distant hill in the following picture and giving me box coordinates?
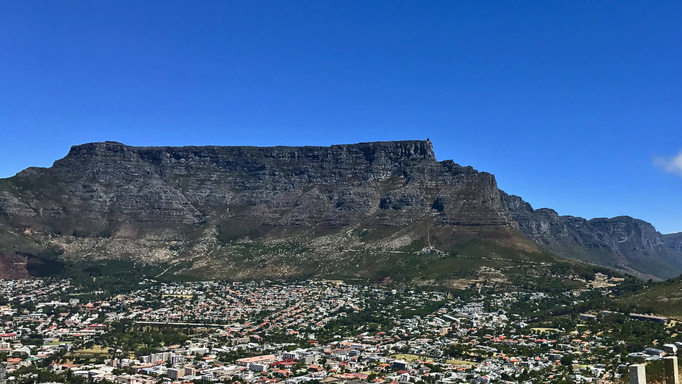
[504,194,682,280]
[0,140,679,282]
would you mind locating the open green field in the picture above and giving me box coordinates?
[446,359,478,366]
[70,345,110,355]
[392,354,423,363]
[47,340,71,346]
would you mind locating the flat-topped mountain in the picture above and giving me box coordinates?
[0,140,679,281]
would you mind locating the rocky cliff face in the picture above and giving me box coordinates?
[503,193,682,279]
[664,233,682,253]
[4,140,514,231]
[0,140,530,280]
[0,140,679,281]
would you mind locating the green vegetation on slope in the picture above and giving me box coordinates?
[617,275,682,317]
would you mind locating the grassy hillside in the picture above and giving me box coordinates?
[617,276,682,317]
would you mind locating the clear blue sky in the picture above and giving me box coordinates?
[1,1,681,233]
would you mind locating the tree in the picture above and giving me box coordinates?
[560,355,573,366]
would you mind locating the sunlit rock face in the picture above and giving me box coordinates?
[0,139,679,280]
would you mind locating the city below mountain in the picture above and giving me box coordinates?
[0,140,680,282]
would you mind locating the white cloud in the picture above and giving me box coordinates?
[654,151,682,177]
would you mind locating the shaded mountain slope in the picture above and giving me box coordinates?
[503,193,682,279]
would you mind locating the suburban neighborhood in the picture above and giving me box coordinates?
[1,276,681,384]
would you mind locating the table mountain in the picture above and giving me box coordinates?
[0,140,679,281]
